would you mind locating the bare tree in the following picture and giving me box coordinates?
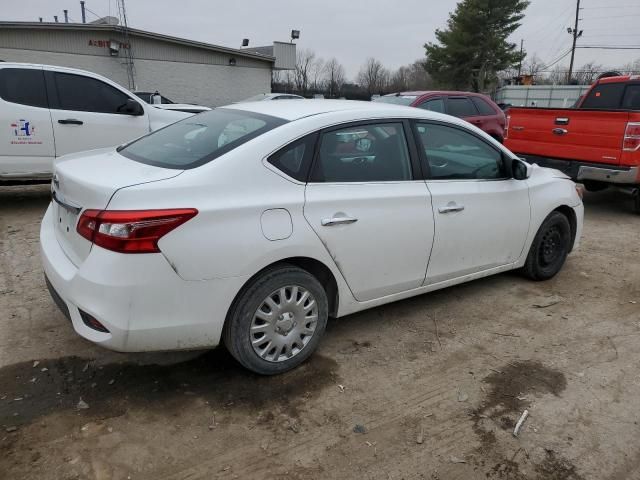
[323,57,346,97]
[309,57,326,94]
[357,57,388,97]
[574,61,604,85]
[621,58,640,75]
[294,49,316,96]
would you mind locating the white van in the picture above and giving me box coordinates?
[0,63,193,182]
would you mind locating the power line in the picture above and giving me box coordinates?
[577,45,640,50]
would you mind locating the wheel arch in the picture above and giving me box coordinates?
[223,256,340,337]
[552,205,577,252]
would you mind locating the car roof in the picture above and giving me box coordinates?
[223,99,463,123]
[598,75,639,84]
[392,90,489,97]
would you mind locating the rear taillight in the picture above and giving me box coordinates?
[504,115,511,139]
[77,209,198,253]
[623,122,640,151]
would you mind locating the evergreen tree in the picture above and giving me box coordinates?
[425,0,529,91]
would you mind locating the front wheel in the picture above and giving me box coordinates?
[223,265,328,375]
[522,212,572,281]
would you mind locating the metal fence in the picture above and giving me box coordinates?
[494,85,592,108]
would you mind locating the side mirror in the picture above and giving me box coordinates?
[512,158,533,180]
[123,99,144,116]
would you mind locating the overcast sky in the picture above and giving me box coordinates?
[7,0,640,79]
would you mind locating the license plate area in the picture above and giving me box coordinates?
[55,202,79,237]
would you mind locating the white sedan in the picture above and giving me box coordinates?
[41,101,584,375]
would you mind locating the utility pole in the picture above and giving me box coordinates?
[517,39,524,79]
[567,0,583,84]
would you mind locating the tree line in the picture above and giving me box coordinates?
[274,0,638,98]
[272,50,434,99]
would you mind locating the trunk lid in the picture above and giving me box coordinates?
[51,147,182,266]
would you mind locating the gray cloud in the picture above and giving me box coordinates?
[8,0,640,79]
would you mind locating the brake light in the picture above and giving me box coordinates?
[623,122,640,151]
[505,115,511,139]
[77,209,198,253]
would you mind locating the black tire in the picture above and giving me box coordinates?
[633,189,640,215]
[223,265,328,375]
[522,212,572,281]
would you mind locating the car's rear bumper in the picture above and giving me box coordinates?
[516,154,639,185]
[40,204,249,352]
[577,166,638,185]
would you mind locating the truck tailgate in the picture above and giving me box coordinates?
[505,108,630,165]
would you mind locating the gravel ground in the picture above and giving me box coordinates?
[0,184,639,480]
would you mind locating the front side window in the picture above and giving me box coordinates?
[119,108,287,169]
[417,98,445,113]
[0,68,48,108]
[311,123,412,182]
[53,72,133,114]
[447,97,478,117]
[581,83,625,109]
[415,123,505,180]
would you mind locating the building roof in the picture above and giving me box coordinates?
[0,21,275,64]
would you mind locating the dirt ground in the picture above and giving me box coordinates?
[1,184,639,480]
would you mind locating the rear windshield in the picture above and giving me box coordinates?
[119,108,287,169]
[373,95,417,106]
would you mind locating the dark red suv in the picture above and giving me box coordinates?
[374,91,507,142]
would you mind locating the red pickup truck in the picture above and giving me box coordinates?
[504,75,640,212]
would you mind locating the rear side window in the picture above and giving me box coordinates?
[622,85,640,110]
[447,97,478,117]
[417,98,445,113]
[0,68,48,108]
[471,96,496,115]
[581,83,625,109]
[53,72,132,114]
[310,123,412,182]
[119,108,287,169]
[267,134,317,181]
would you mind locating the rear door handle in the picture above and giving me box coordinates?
[58,119,84,125]
[438,204,465,214]
[552,128,568,135]
[321,216,358,226]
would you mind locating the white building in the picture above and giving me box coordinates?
[0,21,295,107]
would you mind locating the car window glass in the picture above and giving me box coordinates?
[0,68,48,108]
[267,134,317,181]
[622,85,640,110]
[120,108,287,169]
[471,96,496,115]
[53,72,132,114]
[311,123,412,182]
[416,123,505,180]
[447,97,478,117]
[581,83,625,109]
[417,98,445,113]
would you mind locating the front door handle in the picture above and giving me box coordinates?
[552,128,568,136]
[438,204,465,214]
[321,216,358,226]
[58,119,84,125]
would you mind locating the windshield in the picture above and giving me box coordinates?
[373,95,417,106]
[119,108,287,169]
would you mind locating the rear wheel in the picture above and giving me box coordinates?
[223,265,328,375]
[633,189,640,215]
[522,212,572,281]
